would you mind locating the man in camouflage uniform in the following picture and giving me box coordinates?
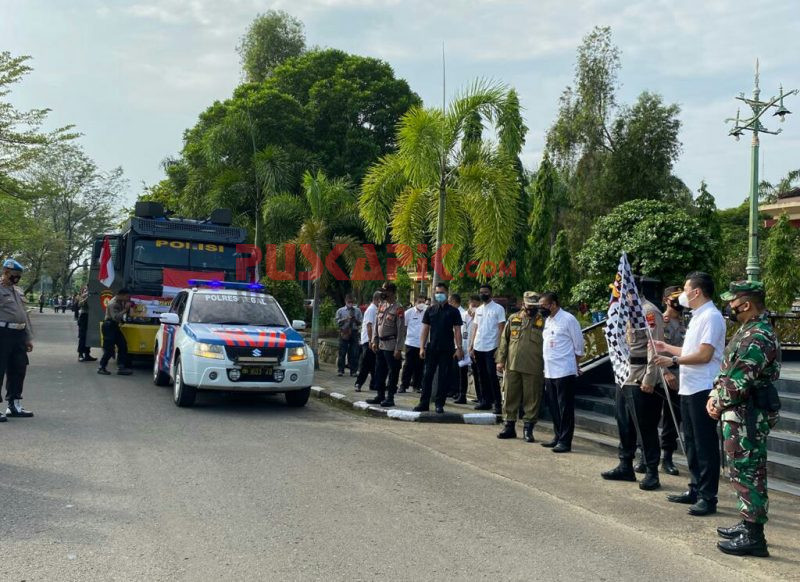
[709,280,781,558]
[367,282,406,408]
[495,292,545,443]
[602,282,665,491]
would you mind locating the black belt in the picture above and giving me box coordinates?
[379,335,396,341]
[630,356,647,365]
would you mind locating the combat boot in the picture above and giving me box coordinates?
[601,460,636,482]
[661,450,679,476]
[522,422,535,443]
[638,468,660,491]
[634,460,646,474]
[717,522,769,558]
[497,421,517,439]
[717,520,746,539]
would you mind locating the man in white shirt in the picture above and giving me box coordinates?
[539,291,585,453]
[654,271,726,516]
[399,295,427,393]
[354,291,381,392]
[469,284,506,413]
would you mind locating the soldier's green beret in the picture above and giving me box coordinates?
[523,291,541,306]
[720,280,765,301]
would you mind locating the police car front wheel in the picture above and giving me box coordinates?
[173,356,197,407]
[285,387,310,407]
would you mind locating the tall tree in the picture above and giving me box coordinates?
[526,153,559,288]
[360,81,524,287]
[237,10,306,83]
[759,168,800,203]
[545,230,573,299]
[763,213,799,312]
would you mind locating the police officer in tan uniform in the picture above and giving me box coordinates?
[367,282,406,408]
[495,292,545,442]
[602,279,665,491]
[0,259,35,420]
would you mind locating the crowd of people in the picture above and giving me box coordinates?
[336,272,782,558]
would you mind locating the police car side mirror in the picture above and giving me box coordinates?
[291,319,306,331]
[160,313,180,326]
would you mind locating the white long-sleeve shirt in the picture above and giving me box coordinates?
[404,305,426,348]
[542,308,585,379]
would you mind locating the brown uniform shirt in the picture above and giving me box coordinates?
[373,301,406,351]
[0,283,33,341]
[496,309,544,377]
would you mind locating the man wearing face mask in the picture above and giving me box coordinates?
[399,295,427,393]
[355,291,382,392]
[654,271,726,516]
[709,281,780,558]
[0,259,35,420]
[335,295,363,377]
[367,283,406,407]
[469,284,506,413]
[413,282,463,414]
[495,292,545,442]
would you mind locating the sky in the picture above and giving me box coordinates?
[3,0,800,210]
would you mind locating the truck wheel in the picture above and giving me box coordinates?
[173,356,197,407]
[285,387,310,408]
[153,349,171,386]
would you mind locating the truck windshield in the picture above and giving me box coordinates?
[188,293,289,327]
[132,238,237,271]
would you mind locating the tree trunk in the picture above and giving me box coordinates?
[254,203,263,281]
[310,277,321,370]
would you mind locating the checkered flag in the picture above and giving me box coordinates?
[604,253,646,386]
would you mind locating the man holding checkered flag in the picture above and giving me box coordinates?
[601,253,666,491]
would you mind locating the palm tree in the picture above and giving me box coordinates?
[359,81,525,288]
[262,171,360,364]
[759,168,800,203]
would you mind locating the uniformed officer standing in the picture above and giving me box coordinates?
[76,288,96,362]
[98,288,133,376]
[0,259,35,420]
[602,287,664,491]
[366,283,406,407]
[495,292,545,442]
[659,286,685,475]
[709,281,781,558]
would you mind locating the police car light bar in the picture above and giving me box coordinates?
[187,279,266,292]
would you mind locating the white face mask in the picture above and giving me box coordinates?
[678,291,691,309]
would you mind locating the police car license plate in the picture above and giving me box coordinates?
[240,366,273,376]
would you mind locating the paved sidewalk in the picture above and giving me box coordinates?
[312,365,501,424]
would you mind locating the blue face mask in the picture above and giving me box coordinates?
[434,293,447,303]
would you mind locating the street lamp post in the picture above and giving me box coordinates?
[726,60,797,282]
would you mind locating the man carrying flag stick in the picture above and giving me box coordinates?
[601,254,668,491]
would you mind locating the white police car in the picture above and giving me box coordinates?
[153,280,315,407]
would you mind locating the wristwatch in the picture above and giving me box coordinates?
[671,356,679,366]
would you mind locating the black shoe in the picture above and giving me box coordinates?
[522,423,535,443]
[552,443,571,453]
[337,371,344,377]
[81,354,97,362]
[6,400,33,418]
[717,522,769,557]
[117,368,133,376]
[453,397,467,404]
[412,404,429,412]
[0,412,6,422]
[661,451,679,476]
[365,396,384,404]
[473,402,492,411]
[435,406,444,414]
[354,384,362,392]
[98,367,111,375]
[639,470,660,491]
[380,399,395,407]
[688,498,717,516]
[601,462,636,481]
[666,490,697,504]
[497,422,517,439]
[541,440,558,448]
[717,520,747,539]
[634,460,646,474]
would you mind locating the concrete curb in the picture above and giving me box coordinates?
[310,385,500,424]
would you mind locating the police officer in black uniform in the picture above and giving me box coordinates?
[98,288,133,376]
[0,259,35,420]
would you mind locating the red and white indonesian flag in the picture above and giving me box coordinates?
[162,268,224,297]
[98,236,115,288]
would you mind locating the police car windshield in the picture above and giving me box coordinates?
[188,293,288,327]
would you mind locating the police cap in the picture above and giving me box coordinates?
[2,259,23,272]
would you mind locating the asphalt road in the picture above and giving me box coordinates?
[1,311,796,581]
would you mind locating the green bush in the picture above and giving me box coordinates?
[263,278,305,321]
[319,296,337,329]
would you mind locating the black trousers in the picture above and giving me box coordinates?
[374,349,401,399]
[616,384,662,469]
[400,346,424,390]
[419,349,454,408]
[337,337,360,374]
[658,383,682,452]
[355,342,376,389]
[681,390,720,501]
[475,349,501,407]
[77,312,90,356]
[471,361,482,401]
[453,361,468,400]
[545,375,576,447]
[100,320,129,369]
[0,328,28,401]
